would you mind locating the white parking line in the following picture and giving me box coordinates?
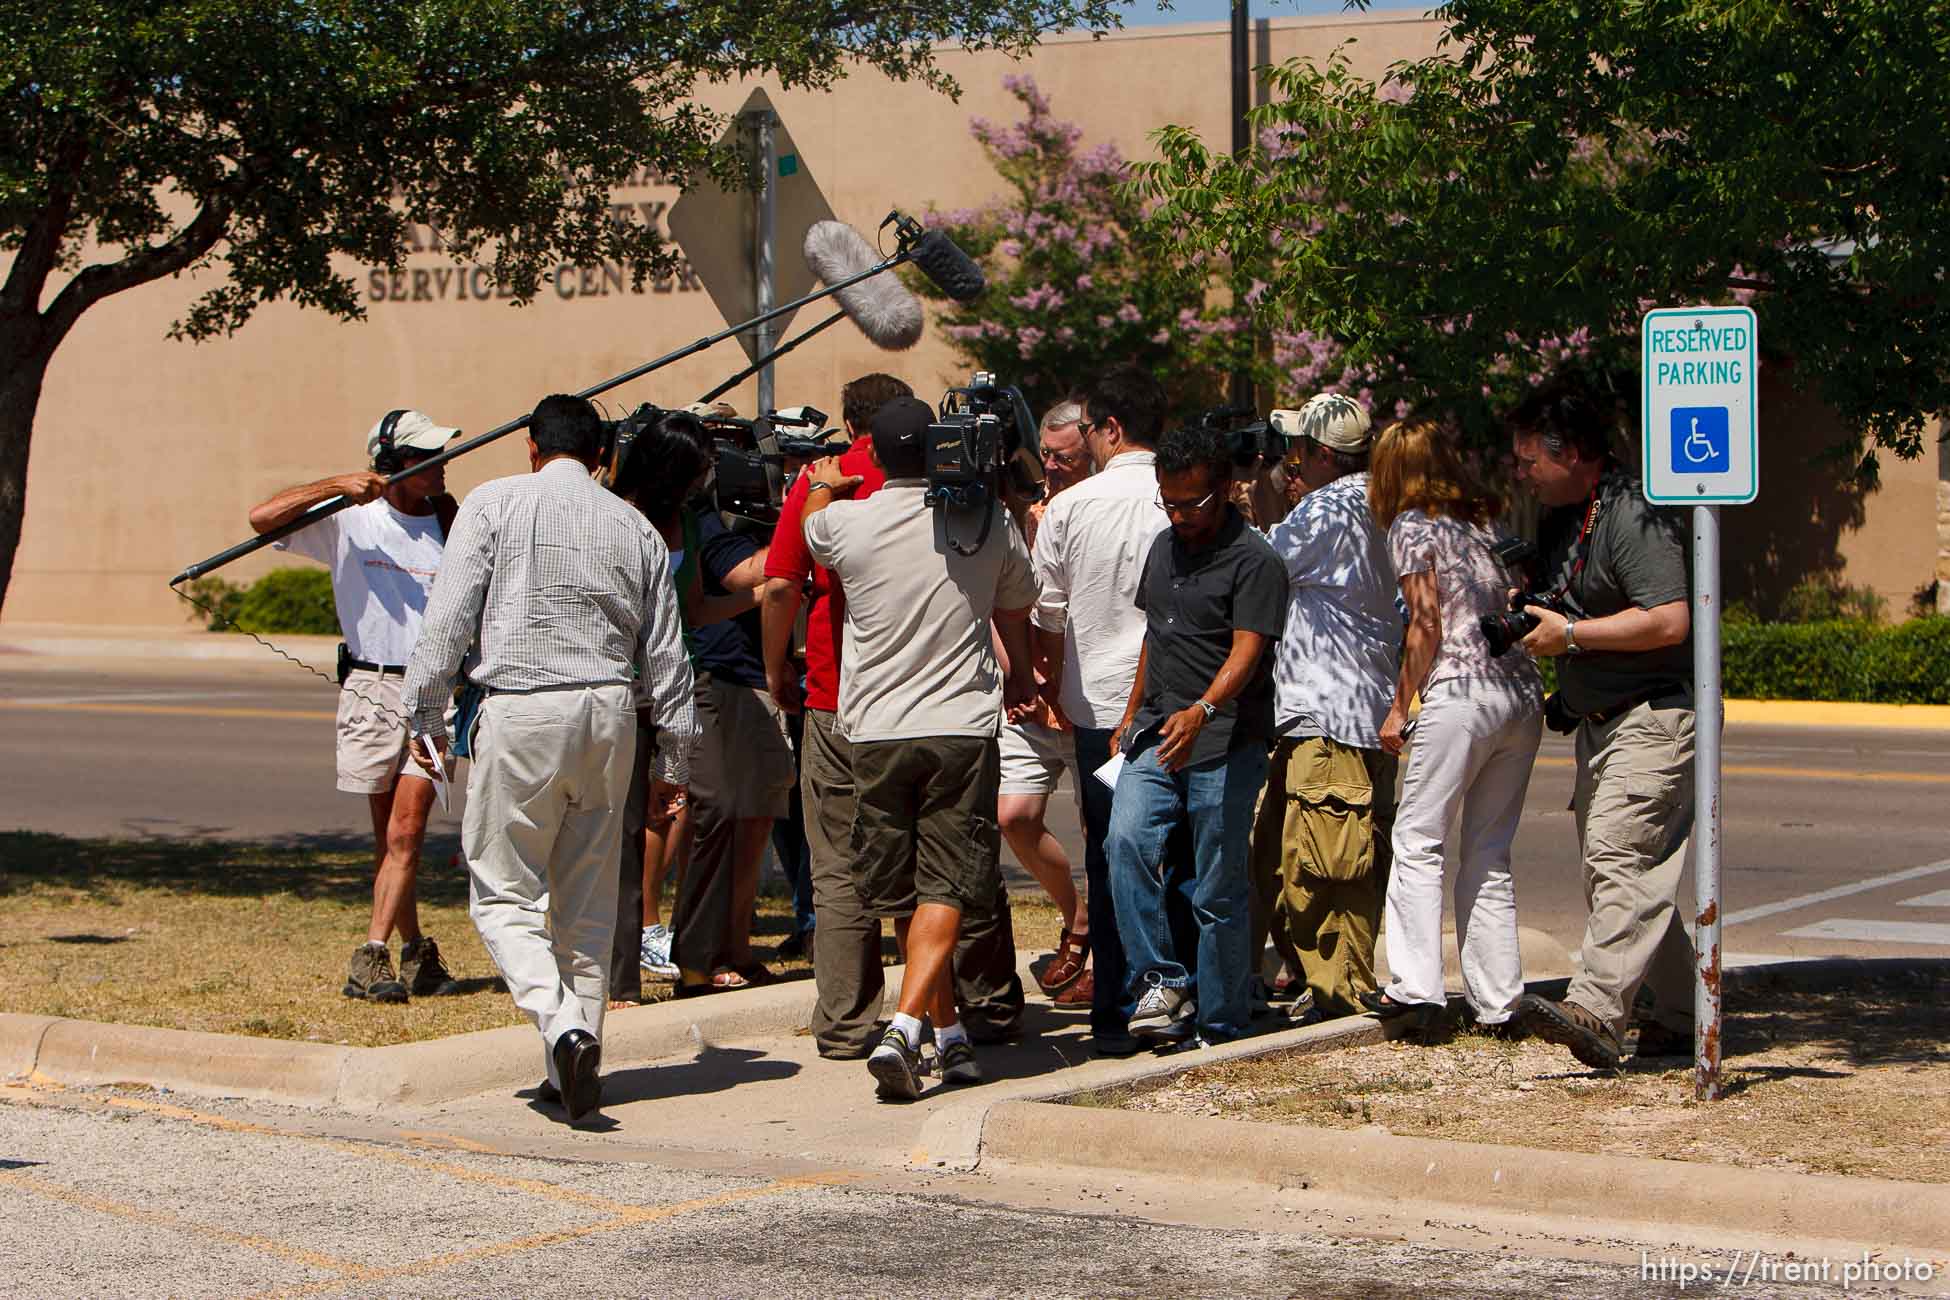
[1899,890,1950,909]
[1779,918,1950,947]
[1722,859,1950,928]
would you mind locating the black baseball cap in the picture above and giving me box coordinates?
[870,395,933,465]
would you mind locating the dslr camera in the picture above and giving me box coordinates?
[1476,537,1563,657]
[1197,405,1279,472]
[926,372,1043,554]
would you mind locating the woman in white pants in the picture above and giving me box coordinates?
[1362,419,1543,1032]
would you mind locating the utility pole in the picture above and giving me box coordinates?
[1229,0,1254,412]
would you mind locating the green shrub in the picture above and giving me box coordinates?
[1859,617,1950,705]
[1773,574,1886,625]
[1722,621,1876,700]
[232,568,339,636]
[181,576,245,632]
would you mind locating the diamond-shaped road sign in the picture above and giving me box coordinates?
[667,89,837,362]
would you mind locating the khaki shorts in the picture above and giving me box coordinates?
[689,674,796,819]
[998,718,1069,797]
[335,668,415,795]
[849,736,1001,919]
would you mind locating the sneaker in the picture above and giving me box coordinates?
[400,936,459,997]
[1634,1019,1694,1058]
[343,942,408,1003]
[867,1025,926,1101]
[938,1038,982,1086]
[639,924,679,980]
[1520,994,1621,1072]
[1129,977,1195,1042]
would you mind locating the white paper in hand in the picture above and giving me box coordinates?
[412,731,452,813]
[1092,750,1125,792]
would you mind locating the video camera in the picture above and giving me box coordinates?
[710,406,842,531]
[925,372,1043,555]
[1197,405,1279,472]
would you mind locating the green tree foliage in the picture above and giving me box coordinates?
[0,0,1121,613]
[913,77,1262,418]
[1130,0,1950,462]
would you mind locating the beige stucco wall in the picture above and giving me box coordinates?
[4,11,1942,627]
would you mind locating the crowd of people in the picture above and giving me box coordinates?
[250,363,1698,1122]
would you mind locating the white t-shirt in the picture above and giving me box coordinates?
[1028,451,1169,729]
[1264,472,1401,749]
[804,481,1038,743]
[1388,508,1542,696]
[277,500,446,666]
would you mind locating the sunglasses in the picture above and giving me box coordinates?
[1156,489,1218,517]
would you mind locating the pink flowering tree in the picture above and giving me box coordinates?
[912,77,1267,418]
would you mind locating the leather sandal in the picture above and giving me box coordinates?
[1035,927,1090,995]
[1358,988,1436,1028]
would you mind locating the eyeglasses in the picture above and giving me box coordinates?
[1155,489,1218,517]
[1043,447,1085,468]
[1076,418,1102,441]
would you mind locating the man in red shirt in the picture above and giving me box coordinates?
[763,374,1024,1058]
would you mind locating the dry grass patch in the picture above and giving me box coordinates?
[0,831,1067,1048]
[1105,968,1950,1184]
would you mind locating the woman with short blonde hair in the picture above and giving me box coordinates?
[1362,418,1543,1034]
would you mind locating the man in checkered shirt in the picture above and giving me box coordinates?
[404,394,697,1123]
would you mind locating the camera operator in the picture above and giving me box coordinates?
[1247,393,1403,1022]
[763,375,1026,1058]
[801,396,1038,1098]
[1508,377,1695,1072]
[248,409,462,1006]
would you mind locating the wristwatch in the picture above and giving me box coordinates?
[1563,620,1583,655]
[1197,700,1218,720]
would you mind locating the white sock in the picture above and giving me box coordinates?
[934,1021,970,1050]
[890,1012,924,1049]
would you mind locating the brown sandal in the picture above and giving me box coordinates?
[1036,927,1090,994]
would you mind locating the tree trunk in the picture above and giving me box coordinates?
[0,329,53,620]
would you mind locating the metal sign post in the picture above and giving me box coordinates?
[1641,304,1757,1102]
[751,107,779,416]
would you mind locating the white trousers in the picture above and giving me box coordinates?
[1382,680,1543,1022]
[464,683,635,1087]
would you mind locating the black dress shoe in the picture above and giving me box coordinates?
[550,1029,602,1122]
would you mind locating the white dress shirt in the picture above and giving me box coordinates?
[402,457,698,782]
[1263,471,1402,749]
[1029,450,1168,730]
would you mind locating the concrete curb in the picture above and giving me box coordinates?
[975,1100,1950,1252]
[951,956,1950,1252]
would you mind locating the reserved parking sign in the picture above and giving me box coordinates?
[1641,305,1758,505]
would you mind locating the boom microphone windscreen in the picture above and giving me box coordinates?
[802,221,925,350]
[908,230,986,303]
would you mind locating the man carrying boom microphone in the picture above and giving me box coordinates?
[248,409,462,1006]
[403,395,697,1123]
[800,396,1039,1099]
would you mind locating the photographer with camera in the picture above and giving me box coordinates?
[801,396,1038,1098]
[1247,393,1403,1022]
[764,375,1025,1058]
[1507,378,1695,1072]
[248,409,463,1006]
[1361,419,1544,1036]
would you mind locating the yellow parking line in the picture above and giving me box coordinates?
[0,700,333,721]
[1533,756,1950,785]
[0,1169,381,1280]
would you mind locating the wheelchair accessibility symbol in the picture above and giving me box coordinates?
[1670,406,1730,474]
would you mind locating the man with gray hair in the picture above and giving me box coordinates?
[1249,392,1404,1020]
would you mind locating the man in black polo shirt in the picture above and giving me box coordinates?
[1105,423,1287,1047]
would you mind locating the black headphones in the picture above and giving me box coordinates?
[371,409,410,474]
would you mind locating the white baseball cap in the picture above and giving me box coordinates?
[1270,392,1373,454]
[366,410,459,464]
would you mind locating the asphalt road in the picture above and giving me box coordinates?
[2,660,1948,965]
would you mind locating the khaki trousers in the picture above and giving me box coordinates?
[1565,701,1697,1037]
[465,683,635,1089]
[1249,735,1398,1019]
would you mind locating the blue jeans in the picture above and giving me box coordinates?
[1072,727,1133,1039]
[1106,736,1269,1041]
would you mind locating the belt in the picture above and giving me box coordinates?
[343,658,403,675]
[1581,686,1692,729]
[482,680,633,697]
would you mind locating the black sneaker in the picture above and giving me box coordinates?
[867,1026,925,1101]
[938,1038,983,1086]
[343,942,408,1003]
[400,936,460,997]
[1634,1019,1694,1058]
